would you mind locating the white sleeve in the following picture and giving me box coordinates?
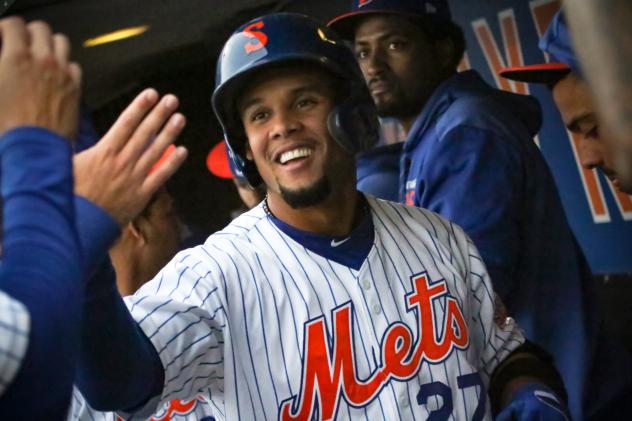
[124,249,227,416]
[456,227,525,386]
[0,290,30,397]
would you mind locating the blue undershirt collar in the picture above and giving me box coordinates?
[266,203,375,271]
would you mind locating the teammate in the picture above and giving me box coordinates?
[499,12,632,417]
[72,13,571,420]
[500,11,631,195]
[71,144,214,421]
[328,1,630,419]
[0,16,84,418]
[564,0,632,191]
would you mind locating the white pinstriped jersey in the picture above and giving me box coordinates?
[0,290,30,397]
[126,196,524,420]
[68,388,215,421]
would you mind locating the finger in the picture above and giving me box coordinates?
[68,61,82,88]
[0,17,28,60]
[102,88,159,151]
[27,20,53,59]
[141,146,188,197]
[121,93,180,162]
[135,112,186,174]
[52,33,70,66]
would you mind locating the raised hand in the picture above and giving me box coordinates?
[0,17,81,138]
[74,89,188,226]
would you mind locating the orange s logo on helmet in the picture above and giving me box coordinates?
[358,0,374,7]
[243,21,268,54]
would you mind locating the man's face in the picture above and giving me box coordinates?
[553,72,627,192]
[353,15,447,122]
[141,188,183,279]
[238,66,354,208]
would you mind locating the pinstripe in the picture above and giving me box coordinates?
[232,242,281,409]
[209,242,269,420]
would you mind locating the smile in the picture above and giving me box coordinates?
[279,147,312,164]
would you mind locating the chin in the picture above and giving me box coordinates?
[279,176,331,209]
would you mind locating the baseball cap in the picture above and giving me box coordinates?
[500,11,580,85]
[328,0,452,39]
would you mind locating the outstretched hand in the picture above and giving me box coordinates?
[0,17,82,138]
[74,89,188,227]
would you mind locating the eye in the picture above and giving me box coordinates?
[586,126,599,139]
[355,49,369,60]
[248,109,269,123]
[388,41,406,51]
[296,97,317,109]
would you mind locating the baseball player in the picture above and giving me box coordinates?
[74,13,569,421]
[328,1,626,419]
[0,16,84,418]
[500,11,631,195]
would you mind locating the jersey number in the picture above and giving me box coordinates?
[417,372,485,421]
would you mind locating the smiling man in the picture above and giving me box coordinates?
[75,13,571,421]
[328,1,632,419]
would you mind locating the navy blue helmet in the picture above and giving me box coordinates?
[212,13,379,186]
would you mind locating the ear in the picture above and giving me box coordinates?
[127,219,147,246]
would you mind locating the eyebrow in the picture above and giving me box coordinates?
[239,82,326,114]
[354,29,409,46]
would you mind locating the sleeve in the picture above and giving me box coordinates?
[417,125,523,305]
[452,223,525,387]
[0,291,29,397]
[0,127,83,417]
[120,249,227,418]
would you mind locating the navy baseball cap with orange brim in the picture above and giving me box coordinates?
[328,0,451,40]
[500,11,580,85]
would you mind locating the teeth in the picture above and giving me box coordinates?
[279,148,311,164]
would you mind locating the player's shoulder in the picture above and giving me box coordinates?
[436,73,541,141]
[368,195,468,244]
[196,203,274,263]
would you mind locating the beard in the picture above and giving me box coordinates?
[279,175,331,209]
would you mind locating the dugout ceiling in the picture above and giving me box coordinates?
[7,0,348,107]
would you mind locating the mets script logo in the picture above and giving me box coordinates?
[243,21,268,54]
[279,272,469,421]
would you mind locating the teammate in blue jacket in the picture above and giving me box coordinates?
[0,16,83,418]
[329,1,631,419]
[74,12,569,421]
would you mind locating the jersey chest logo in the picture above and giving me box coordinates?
[279,272,469,421]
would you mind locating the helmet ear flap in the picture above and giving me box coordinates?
[327,94,380,154]
[225,139,263,187]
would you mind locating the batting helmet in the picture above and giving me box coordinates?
[212,13,379,186]
[328,0,452,40]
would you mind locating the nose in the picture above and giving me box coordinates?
[269,109,301,140]
[362,47,387,79]
[578,137,605,170]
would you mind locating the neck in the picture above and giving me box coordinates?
[266,184,363,236]
[109,246,140,297]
